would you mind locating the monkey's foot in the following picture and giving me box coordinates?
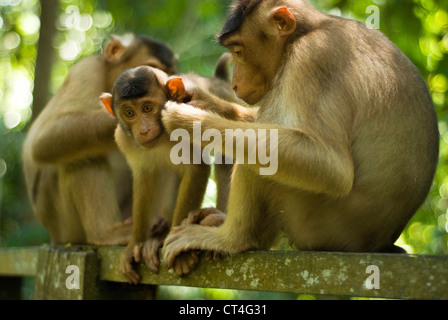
[162,209,225,276]
[138,216,170,273]
[141,237,166,274]
[120,235,169,282]
[150,215,170,237]
[120,243,143,285]
[171,251,200,277]
[163,224,225,276]
[181,207,225,264]
[164,207,224,276]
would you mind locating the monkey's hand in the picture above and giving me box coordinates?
[162,223,226,276]
[179,88,257,122]
[141,216,170,274]
[163,208,226,276]
[185,88,222,111]
[183,208,225,263]
[182,207,226,227]
[170,251,200,277]
[141,238,165,274]
[162,225,203,273]
[162,101,209,134]
[120,243,143,285]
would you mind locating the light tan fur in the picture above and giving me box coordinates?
[22,35,177,246]
[161,0,439,271]
[107,65,241,281]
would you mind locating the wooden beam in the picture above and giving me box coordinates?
[32,247,156,300]
[1,247,447,299]
[98,247,448,300]
[0,247,39,276]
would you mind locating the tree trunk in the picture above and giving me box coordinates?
[31,0,59,123]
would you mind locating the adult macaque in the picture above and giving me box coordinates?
[197,53,259,211]
[161,0,439,275]
[100,62,237,282]
[23,34,178,246]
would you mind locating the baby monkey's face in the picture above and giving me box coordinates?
[101,66,188,148]
[114,67,168,147]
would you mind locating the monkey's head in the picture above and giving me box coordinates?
[100,66,188,148]
[103,34,178,91]
[217,0,315,104]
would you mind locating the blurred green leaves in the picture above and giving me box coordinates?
[0,0,447,271]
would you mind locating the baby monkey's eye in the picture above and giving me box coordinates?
[143,104,155,113]
[124,108,135,118]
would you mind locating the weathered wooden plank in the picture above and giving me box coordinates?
[32,247,156,300]
[98,247,448,300]
[0,247,39,276]
[33,247,98,300]
[1,247,447,299]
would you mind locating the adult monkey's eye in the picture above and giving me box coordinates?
[233,45,244,58]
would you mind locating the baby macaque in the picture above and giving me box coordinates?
[23,34,178,247]
[100,60,238,282]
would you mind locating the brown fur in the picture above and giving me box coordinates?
[161,0,439,272]
[104,64,242,281]
[22,34,177,246]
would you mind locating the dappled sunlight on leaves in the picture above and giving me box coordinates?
[0,0,448,300]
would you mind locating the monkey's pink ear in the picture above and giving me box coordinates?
[104,36,127,63]
[100,93,115,116]
[166,78,186,102]
[270,7,296,37]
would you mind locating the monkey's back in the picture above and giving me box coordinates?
[269,15,439,252]
[341,19,439,213]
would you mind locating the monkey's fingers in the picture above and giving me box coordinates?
[173,251,199,277]
[120,247,141,284]
[163,249,182,270]
[162,101,208,133]
[205,251,221,262]
[120,262,141,285]
[150,216,169,237]
[144,251,160,274]
[182,208,225,227]
[162,225,203,270]
[168,225,186,235]
[183,207,215,225]
[185,88,209,109]
[133,243,144,263]
[142,240,163,274]
[182,91,194,104]
[162,242,188,270]
[199,213,226,227]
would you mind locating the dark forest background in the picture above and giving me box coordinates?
[0,0,447,299]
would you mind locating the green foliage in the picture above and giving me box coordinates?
[0,0,447,299]
[105,0,232,75]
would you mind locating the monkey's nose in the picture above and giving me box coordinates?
[140,129,150,136]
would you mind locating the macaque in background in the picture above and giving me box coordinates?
[160,0,440,275]
[100,57,242,282]
[22,34,178,246]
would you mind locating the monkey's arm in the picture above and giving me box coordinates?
[187,88,258,122]
[31,109,118,165]
[165,164,210,276]
[162,102,354,198]
[172,164,210,226]
[120,168,160,284]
